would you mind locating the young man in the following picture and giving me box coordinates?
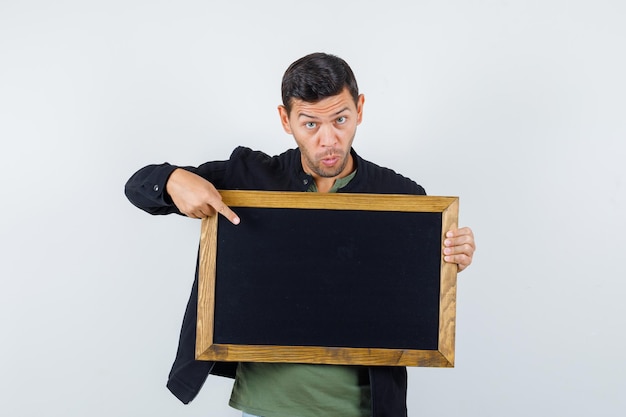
[125,52,475,417]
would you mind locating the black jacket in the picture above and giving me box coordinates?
[125,146,426,417]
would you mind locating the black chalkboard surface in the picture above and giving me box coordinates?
[196,191,459,367]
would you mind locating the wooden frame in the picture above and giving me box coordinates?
[196,190,459,367]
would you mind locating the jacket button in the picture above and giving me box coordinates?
[303,179,309,185]
[153,185,159,192]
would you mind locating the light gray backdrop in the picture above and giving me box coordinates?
[1,1,624,416]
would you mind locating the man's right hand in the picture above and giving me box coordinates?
[165,168,240,225]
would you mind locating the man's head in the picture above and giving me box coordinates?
[278,53,364,192]
[281,52,360,114]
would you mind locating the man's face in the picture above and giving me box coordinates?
[279,88,364,182]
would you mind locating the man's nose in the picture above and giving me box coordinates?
[318,125,337,146]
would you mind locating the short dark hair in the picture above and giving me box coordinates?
[281,52,359,113]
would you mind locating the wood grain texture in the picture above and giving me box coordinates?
[439,198,459,366]
[196,215,217,359]
[219,190,457,212]
[196,344,453,367]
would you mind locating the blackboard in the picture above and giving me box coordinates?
[196,191,459,367]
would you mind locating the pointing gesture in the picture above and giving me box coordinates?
[165,168,240,225]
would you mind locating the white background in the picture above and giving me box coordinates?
[1,1,624,416]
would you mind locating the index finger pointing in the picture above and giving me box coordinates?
[218,203,240,225]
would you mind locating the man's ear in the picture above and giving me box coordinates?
[356,94,365,125]
[277,105,292,134]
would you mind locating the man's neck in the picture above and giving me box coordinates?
[314,178,336,193]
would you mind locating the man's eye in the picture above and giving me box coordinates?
[305,122,316,129]
[337,116,346,124]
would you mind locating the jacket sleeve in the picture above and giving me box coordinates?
[124,158,233,215]
[124,163,181,215]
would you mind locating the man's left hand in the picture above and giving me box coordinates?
[443,227,475,272]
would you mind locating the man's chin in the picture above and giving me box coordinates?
[316,167,345,178]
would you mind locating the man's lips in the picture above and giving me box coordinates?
[320,156,339,166]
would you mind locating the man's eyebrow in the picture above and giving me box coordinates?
[298,112,317,120]
[298,107,351,119]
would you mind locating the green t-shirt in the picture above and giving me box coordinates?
[229,171,371,417]
[229,363,370,417]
